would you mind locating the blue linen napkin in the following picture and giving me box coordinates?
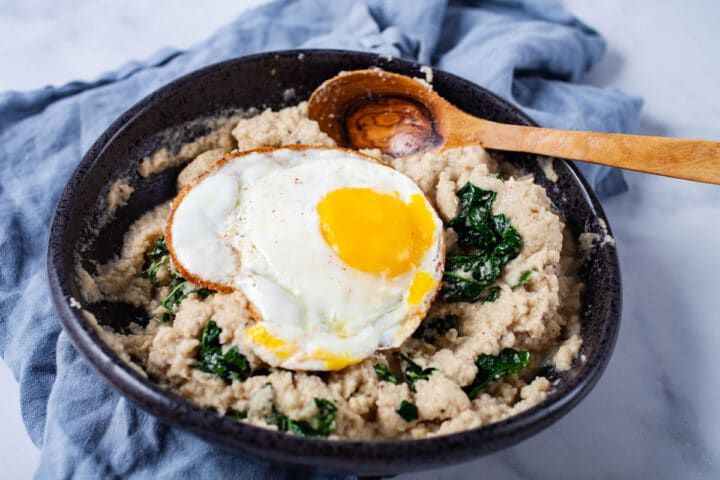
[0,1,642,478]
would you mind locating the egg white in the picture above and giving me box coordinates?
[167,147,444,370]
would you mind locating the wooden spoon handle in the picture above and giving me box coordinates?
[476,121,720,184]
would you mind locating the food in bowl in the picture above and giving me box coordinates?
[77,99,583,440]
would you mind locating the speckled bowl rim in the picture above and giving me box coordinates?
[47,49,621,476]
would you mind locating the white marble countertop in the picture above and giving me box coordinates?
[1,1,718,478]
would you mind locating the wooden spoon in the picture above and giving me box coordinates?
[307,69,720,184]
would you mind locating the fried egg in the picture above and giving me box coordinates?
[167,146,444,370]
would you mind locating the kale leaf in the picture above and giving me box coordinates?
[194,287,215,298]
[441,254,501,302]
[267,398,338,437]
[140,237,169,286]
[193,320,251,382]
[513,270,533,288]
[142,236,216,319]
[374,364,400,384]
[463,349,530,400]
[448,183,498,250]
[490,214,522,264]
[412,314,459,343]
[374,354,435,388]
[441,182,522,303]
[396,400,419,422]
[227,410,247,420]
[161,276,191,313]
[160,276,216,320]
[374,352,435,391]
[482,286,500,303]
[397,353,435,389]
[307,398,338,436]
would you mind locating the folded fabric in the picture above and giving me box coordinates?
[0,0,642,478]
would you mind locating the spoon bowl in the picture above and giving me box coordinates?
[308,70,455,156]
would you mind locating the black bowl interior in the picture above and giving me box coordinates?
[47,50,621,477]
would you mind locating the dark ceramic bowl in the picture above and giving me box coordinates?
[47,50,620,477]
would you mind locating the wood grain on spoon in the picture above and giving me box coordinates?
[307,69,720,184]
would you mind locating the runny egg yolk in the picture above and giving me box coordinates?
[311,349,362,370]
[246,324,297,360]
[407,271,437,305]
[317,188,436,277]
